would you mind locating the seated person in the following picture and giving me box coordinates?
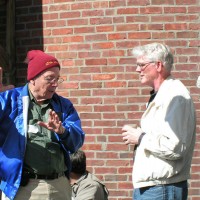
[70,150,109,200]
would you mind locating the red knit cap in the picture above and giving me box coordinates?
[26,50,60,81]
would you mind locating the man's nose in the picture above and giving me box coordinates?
[136,65,141,73]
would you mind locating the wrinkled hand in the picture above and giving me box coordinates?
[37,109,65,134]
[0,67,14,92]
[122,124,143,145]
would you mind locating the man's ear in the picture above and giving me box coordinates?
[155,61,163,72]
[29,79,35,85]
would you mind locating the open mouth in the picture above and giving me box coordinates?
[48,90,56,93]
[140,75,144,79]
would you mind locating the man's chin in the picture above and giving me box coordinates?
[140,79,146,84]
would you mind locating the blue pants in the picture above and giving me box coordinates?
[133,181,188,200]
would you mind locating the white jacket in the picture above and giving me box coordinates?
[133,76,196,188]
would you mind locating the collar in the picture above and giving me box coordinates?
[71,171,88,186]
[28,87,51,106]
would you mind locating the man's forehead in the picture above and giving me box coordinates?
[136,56,149,63]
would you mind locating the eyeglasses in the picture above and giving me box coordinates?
[43,76,64,84]
[136,61,155,71]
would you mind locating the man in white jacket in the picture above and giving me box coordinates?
[122,43,196,200]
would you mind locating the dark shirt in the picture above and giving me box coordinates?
[23,90,66,175]
[147,89,157,107]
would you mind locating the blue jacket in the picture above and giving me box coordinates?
[0,84,85,199]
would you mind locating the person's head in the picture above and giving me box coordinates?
[26,50,64,103]
[70,150,86,175]
[132,43,173,89]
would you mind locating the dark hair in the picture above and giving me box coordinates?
[70,149,86,175]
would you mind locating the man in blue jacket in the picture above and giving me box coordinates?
[0,50,85,200]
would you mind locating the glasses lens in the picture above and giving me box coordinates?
[58,78,64,84]
[137,62,154,70]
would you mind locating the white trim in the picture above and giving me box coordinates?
[22,96,29,143]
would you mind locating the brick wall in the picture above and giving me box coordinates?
[15,0,200,199]
[0,3,6,48]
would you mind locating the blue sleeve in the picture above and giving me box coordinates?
[52,96,85,153]
[0,90,12,145]
[60,103,85,153]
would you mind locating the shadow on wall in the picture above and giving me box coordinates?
[0,0,44,86]
[0,0,15,85]
[16,0,44,86]
[0,45,10,84]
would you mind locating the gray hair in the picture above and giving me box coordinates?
[132,43,174,72]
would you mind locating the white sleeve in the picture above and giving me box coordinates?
[141,95,196,160]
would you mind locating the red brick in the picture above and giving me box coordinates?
[86,59,107,65]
